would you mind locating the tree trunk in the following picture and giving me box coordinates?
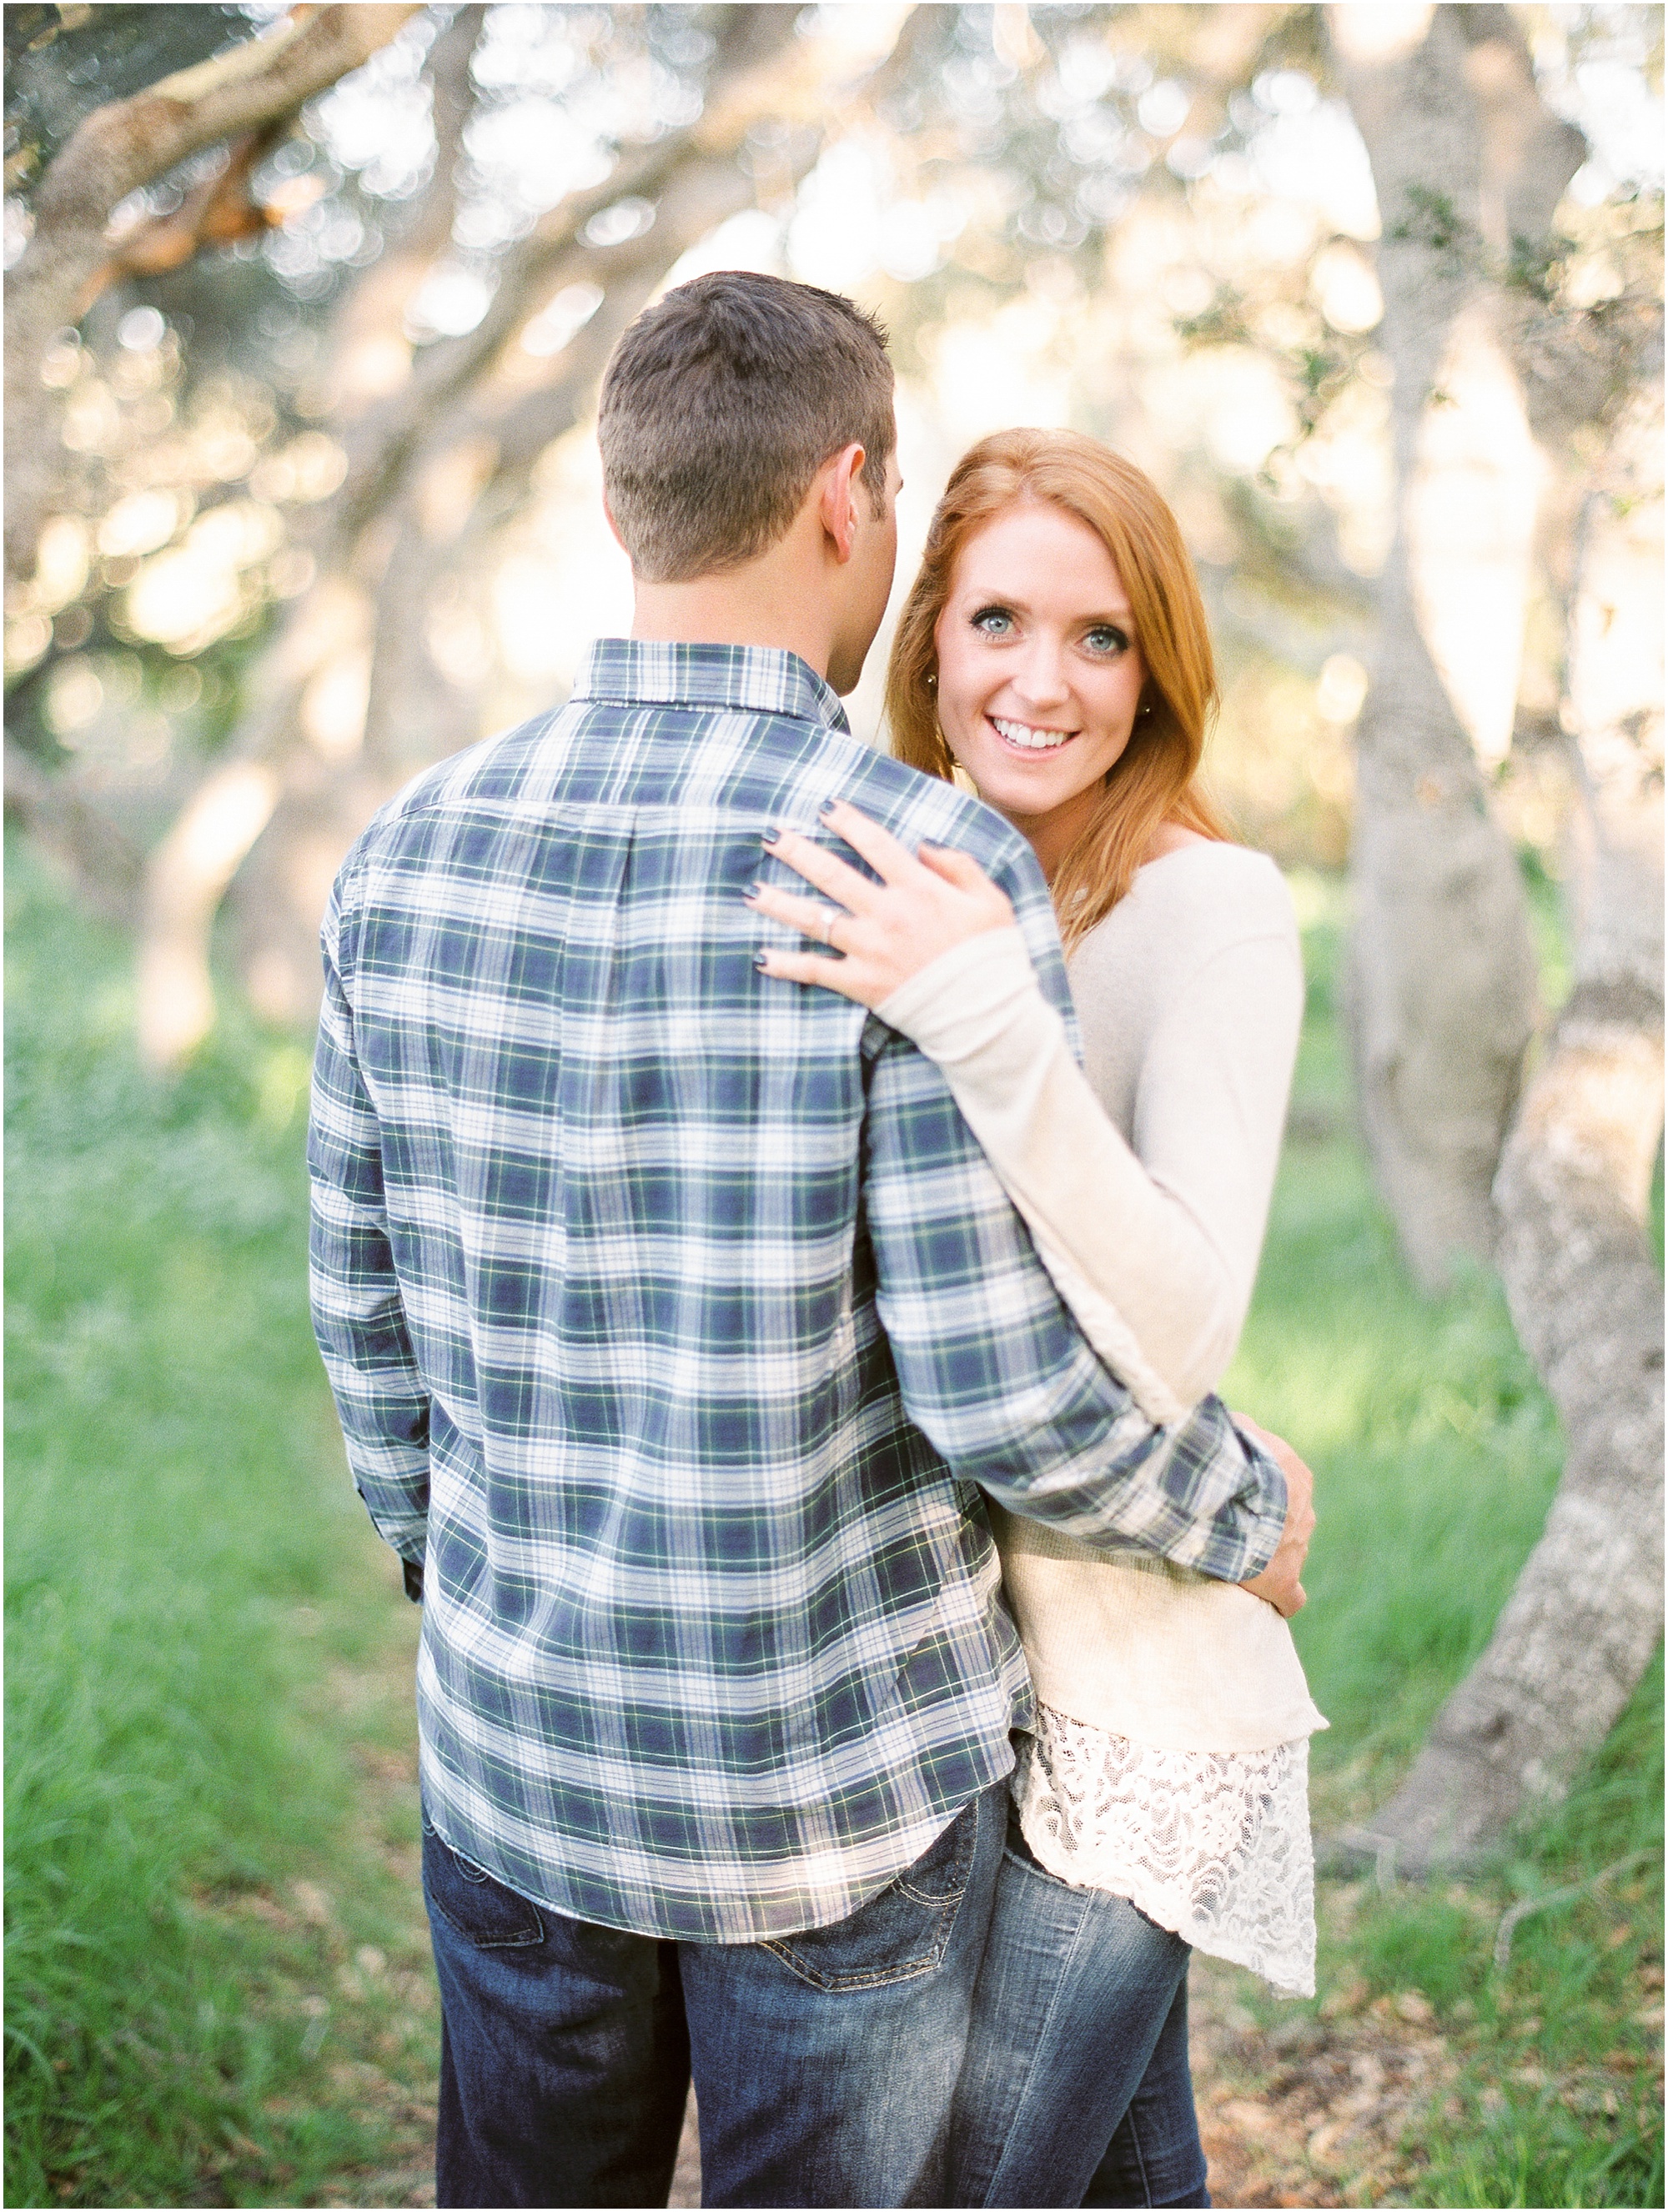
[1336,771,1663,1876]
[1331,5,1545,1291]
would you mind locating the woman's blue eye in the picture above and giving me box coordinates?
[1083,625,1130,656]
[972,606,1015,637]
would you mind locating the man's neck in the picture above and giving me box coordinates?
[629,557,835,684]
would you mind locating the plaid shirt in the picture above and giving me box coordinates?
[309,640,1286,1944]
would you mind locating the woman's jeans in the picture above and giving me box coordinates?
[949,1808,1209,2208]
[421,1781,1007,2208]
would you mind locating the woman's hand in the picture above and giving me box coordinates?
[746,799,1016,1009]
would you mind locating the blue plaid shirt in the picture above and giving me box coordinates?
[309,640,1286,1943]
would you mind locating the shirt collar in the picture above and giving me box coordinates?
[570,639,852,736]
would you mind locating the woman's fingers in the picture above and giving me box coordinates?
[765,826,881,910]
[751,803,1014,1009]
[754,946,872,1002]
[918,842,988,888]
[746,880,846,940]
[918,842,1017,922]
[818,800,930,887]
[917,845,1017,935]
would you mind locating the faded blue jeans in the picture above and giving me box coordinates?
[948,1808,1209,2207]
[422,1779,1007,2207]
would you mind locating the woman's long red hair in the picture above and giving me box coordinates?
[885,428,1231,954]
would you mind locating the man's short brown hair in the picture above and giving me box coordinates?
[598,271,895,583]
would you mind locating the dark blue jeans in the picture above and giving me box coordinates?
[947,1810,1208,2207]
[422,1780,1007,2208]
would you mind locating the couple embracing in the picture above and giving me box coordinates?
[308,270,1323,2210]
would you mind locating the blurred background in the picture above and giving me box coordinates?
[5,5,1662,2205]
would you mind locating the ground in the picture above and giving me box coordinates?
[281,1608,1449,2212]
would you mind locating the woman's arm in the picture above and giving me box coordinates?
[747,801,1302,1420]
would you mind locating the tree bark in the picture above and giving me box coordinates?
[4,3,419,592]
[1331,5,1547,1290]
[1337,759,1663,1876]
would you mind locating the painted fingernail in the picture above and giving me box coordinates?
[743,880,762,900]
[818,798,837,817]
[752,952,770,971]
[761,825,781,845]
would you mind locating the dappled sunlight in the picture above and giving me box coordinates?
[499,427,633,699]
[4,7,1661,2203]
[8,3,1655,903]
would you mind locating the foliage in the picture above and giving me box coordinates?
[3,3,760,750]
[4,7,251,189]
[4,4,1659,991]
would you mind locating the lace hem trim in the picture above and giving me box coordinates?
[1011,1703,1317,1997]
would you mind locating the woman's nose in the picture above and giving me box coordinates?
[1012,640,1072,712]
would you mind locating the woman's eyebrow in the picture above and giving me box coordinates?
[957,583,1026,605]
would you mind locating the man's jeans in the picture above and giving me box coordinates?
[422,1781,1007,2208]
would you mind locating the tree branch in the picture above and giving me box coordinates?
[5,3,420,589]
[316,4,485,428]
[98,120,293,283]
[330,8,807,543]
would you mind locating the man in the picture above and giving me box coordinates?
[308,271,1309,2209]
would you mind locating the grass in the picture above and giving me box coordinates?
[5,843,435,2208]
[5,845,1661,2207]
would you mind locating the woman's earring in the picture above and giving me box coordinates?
[926,671,937,690]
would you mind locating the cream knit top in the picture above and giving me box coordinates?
[876,842,1324,1754]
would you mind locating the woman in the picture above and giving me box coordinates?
[746,429,1322,2208]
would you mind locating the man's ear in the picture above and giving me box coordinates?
[601,496,628,554]
[816,443,867,565]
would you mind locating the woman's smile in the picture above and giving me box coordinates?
[988,714,1078,754]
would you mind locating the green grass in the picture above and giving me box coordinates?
[5,845,435,2208]
[5,850,1660,2207]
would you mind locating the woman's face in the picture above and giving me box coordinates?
[932,499,1148,868]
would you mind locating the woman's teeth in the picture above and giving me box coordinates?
[991,715,1073,752]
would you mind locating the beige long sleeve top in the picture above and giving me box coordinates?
[877,842,1324,1753]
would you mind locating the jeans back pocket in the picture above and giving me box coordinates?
[422,1816,546,1950]
[761,1798,977,1992]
